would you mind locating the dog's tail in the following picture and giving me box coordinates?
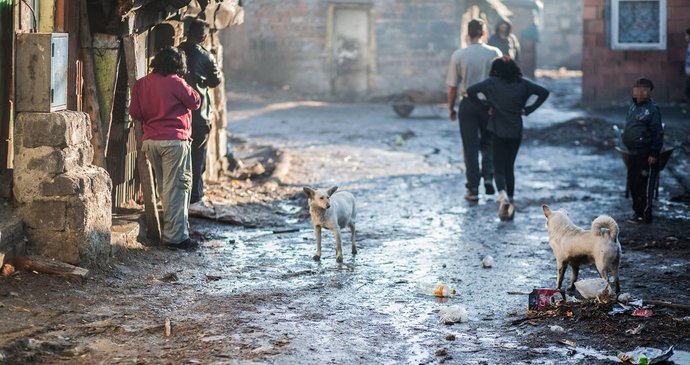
[591,215,619,240]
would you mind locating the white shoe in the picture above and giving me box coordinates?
[497,191,514,221]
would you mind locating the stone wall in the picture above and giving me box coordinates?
[13,111,112,265]
[582,0,690,105]
[537,0,582,70]
[222,0,468,98]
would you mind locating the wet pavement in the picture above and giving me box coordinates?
[1,78,689,364]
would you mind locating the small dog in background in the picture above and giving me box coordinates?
[542,205,622,293]
[303,186,357,263]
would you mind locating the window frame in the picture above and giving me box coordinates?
[611,0,667,51]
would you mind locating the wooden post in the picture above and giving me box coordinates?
[79,0,107,168]
[123,33,161,243]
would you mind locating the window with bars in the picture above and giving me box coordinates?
[611,0,666,50]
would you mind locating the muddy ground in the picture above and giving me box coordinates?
[1,77,689,364]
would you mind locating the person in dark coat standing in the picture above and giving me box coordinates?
[179,18,222,208]
[488,19,520,63]
[466,56,549,220]
[622,77,663,224]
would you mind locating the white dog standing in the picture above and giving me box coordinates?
[542,205,622,293]
[303,186,357,263]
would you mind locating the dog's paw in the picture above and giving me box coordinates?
[313,255,321,261]
[336,256,343,263]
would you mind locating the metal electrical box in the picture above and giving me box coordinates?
[15,33,68,112]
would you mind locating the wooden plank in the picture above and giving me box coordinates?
[2,256,89,283]
[123,33,161,243]
[79,0,107,168]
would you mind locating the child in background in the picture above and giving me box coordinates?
[622,77,663,224]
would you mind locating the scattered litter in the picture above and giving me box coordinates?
[618,293,633,304]
[549,325,565,334]
[558,339,577,347]
[482,255,494,268]
[609,305,629,316]
[632,309,653,317]
[439,305,468,324]
[434,348,448,356]
[164,318,172,337]
[445,334,456,341]
[528,288,563,311]
[565,294,580,303]
[272,228,300,234]
[626,324,645,335]
[159,273,178,283]
[418,282,455,297]
[574,278,609,301]
[617,346,674,364]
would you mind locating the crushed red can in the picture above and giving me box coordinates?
[529,288,564,311]
[632,309,654,317]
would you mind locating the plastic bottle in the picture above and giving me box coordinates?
[418,282,456,297]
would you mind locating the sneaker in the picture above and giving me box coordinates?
[627,214,644,224]
[497,191,514,221]
[464,189,479,202]
[166,239,200,251]
[484,183,495,195]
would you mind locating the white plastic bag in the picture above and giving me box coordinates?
[439,305,468,324]
[574,278,609,300]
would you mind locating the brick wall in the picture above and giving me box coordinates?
[582,0,689,105]
[223,0,469,97]
[537,0,583,69]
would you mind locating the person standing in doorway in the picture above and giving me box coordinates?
[179,18,222,211]
[466,57,549,220]
[129,47,201,250]
[488,19,520,63]
[447,18,503,201]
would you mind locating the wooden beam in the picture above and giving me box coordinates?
[3,256,89,283]
[79,0,107,168]
[123,33,161,243]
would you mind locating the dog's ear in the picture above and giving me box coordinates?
[303,187,315,199]
[327,186,338,196]
[542,204,551,217]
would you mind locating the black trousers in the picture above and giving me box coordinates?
[458,98,493,191]
[191,124,210,204]
[628,153,658,221]
[492,135,522,198]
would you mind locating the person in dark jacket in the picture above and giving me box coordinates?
[466,56,549,220]
[622,77,663,224]
[179,18,222,207]
[488,19,520,62]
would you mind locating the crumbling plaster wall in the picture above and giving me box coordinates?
[223,0,467,97]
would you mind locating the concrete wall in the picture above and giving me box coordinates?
[582,0,689,105]
[537,0,582,70]
[13,111,112,265]
[222,0,469,98]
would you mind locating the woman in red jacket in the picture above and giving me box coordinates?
[129,47,201,250]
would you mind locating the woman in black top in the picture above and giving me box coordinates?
[466,57,549,219]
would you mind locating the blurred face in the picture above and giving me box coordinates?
[633,86,651,103]
[498,23,509,37]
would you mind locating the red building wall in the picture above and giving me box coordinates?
[582,0,689,105]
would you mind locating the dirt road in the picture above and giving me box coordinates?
[1,81,689,364]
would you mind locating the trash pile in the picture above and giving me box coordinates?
[510,279,690,363]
